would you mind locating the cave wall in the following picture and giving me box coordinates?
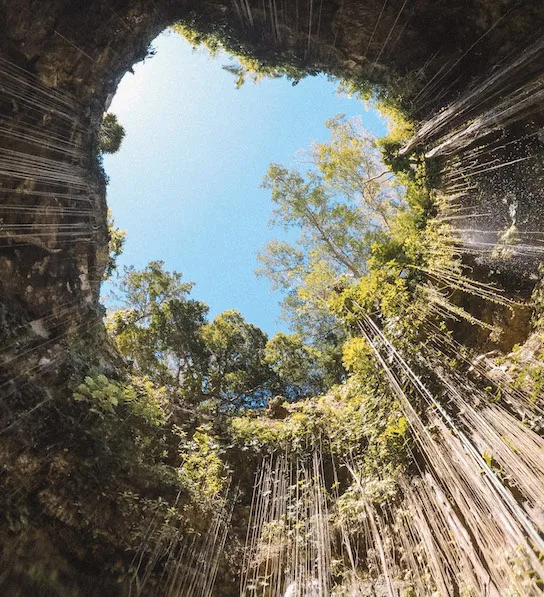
[1,0,543,344]
[1,0,544,594]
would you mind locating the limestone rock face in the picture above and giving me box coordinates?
[0,0,543,349]
[1,1,544,594]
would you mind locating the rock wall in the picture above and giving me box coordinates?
[0,0,543,346]
[1,0,544,594]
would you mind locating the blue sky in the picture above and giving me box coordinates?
[103,30,386,336]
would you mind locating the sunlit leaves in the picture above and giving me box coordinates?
[73,374,167,426]
[264,332,323,397]
[108,261,208,391]
[99,113,125,154]
[180,427,229,501]
[202,309,272,405]
[258,115,403,340]
[104,210,126,280]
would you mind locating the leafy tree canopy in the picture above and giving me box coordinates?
[108,262,338,409]
[257,115,403,341]
[108,261,208,394]
[202,309,273,405]
[99,113,126,154]
[172,20,312,88]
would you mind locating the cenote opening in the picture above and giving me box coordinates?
[102,30,389,335]
[1,2,544,596]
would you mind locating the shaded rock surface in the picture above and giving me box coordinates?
[1,0,544,594]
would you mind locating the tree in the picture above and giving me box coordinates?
[202,309,277,407]
[109,264,271,407]
[99,113,126,154]
[108,262,342,408]
[108,261,208,393]
[312,115,402,230]
[104,210,126,280]
[264,332,324,398]
[257,115,402,341]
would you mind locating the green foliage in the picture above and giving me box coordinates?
[257,115,403,341]
[314,115,403,227]
[108,262,335,408]
[342,337,376,375]
[108,261,208,392]
[99,113,125,154]
[59,371,188,544]
[329,195,465,342]
[73,374,167,426]
[172,18,311,88]
[531,266,544,331]
[264,332,324,395]
[501,343,544,405]
[202,309,273,405]
[229,374,410,469]
[335,73,415,119]
[115,260,194,311]
[172,6,418,116]
[335,475,398,525]
[104,210,126,280]
[180,427,229,502]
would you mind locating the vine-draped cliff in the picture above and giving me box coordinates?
[1,0,543,353]
[1,1,544,595]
